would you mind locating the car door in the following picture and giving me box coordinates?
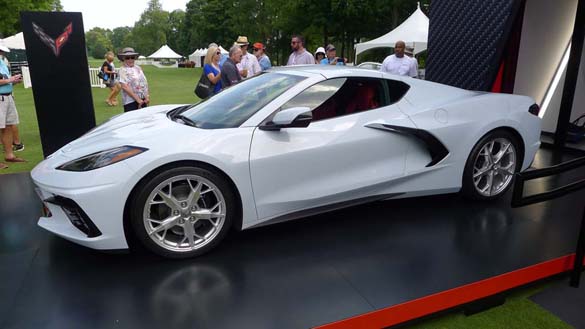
[248,77,417,222]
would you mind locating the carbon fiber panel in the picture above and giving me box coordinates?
[426,0,520,91]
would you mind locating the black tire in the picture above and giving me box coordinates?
[130,166,236,259]
[461,130,522,201]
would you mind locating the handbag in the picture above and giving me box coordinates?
[194,72,213,99]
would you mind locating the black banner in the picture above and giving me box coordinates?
[425,0,523,91]
[20,12,95,157]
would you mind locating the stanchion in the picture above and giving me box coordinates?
[569,206,585,287]
[511,154,585,288]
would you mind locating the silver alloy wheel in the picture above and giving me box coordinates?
[142,174,226,253]
[472,137,516,197]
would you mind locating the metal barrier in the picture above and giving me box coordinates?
[9,61,28,76]
[512,155,585,287]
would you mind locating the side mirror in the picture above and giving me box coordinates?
[260,107,312,131]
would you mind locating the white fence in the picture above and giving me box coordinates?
[21,66,32,89]
[136,59,178,68]
[88,68,106,88]
[20,67,117,89]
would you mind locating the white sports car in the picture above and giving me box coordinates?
[32,66,541,258]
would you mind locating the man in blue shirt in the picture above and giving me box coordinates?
[253,42,271,71]
[321,44,346,66]
[0,43,26,168]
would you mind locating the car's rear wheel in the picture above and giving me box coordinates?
[462,130,521,200]
[130,166,235,258]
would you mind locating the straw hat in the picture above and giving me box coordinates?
[235,36,249,46]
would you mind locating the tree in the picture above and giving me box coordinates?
[111,26,132,52]
[85,27,113,59]
[167,10,186,54]
[179,0,429,65]
[131,0,169,56]
[0,0,62,37]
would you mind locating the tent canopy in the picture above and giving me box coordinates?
[2,32,26,50]
[355,3,428,56]
[148,45,183,59]
[188,46,229,62]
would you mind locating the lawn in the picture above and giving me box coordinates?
[1,60,202,174]
[408,284,571,329]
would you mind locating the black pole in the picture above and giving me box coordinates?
[554,0,585,148]
[569,205,585,287]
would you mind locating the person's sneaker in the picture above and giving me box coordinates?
[13,143,24,152]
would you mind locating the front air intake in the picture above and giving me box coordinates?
[45,196,102,238]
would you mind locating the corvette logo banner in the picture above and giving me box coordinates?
[20,11,96,157]
[32,22,73,57]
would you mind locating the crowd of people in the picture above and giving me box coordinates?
[193,35,419,96]
[100,35,419,106]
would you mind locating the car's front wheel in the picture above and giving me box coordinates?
[462,130,521,200]
[130,166,235,258]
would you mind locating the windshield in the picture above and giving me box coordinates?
[180,73,306,129]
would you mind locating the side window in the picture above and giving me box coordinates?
[386,79,410,103]
[281,78,390,121]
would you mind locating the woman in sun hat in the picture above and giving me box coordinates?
[314,47,326,64]
[117,47,150,112]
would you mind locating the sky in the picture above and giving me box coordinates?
[60,0,189,31]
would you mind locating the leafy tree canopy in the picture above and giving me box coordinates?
[0,0,62,37]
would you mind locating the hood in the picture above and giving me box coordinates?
[54,104,189,159]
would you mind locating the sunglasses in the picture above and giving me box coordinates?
[291,41,298,45]
[253,48,260,51]
[124,56,136,60]
[216,52,221,55]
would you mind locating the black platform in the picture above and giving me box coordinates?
[1,148,584,329]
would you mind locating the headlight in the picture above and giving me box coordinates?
[56,146,148,172]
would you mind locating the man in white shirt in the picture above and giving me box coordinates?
[235,36,261,79]
[380,41,417,77]
[405,46,419,78]
[286,35,314,66]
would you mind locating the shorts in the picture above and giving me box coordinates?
[0,95,19,129]
[105,78,118,88]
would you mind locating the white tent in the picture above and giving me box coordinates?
[189,48,206,60]
[147,44,183,59]
[1,32,26,50]
[188,46,229,67]
[355,3,428,58]
[188,48,206,67]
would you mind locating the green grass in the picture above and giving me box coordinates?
[2,61,202,174]
[408,285,571,329]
